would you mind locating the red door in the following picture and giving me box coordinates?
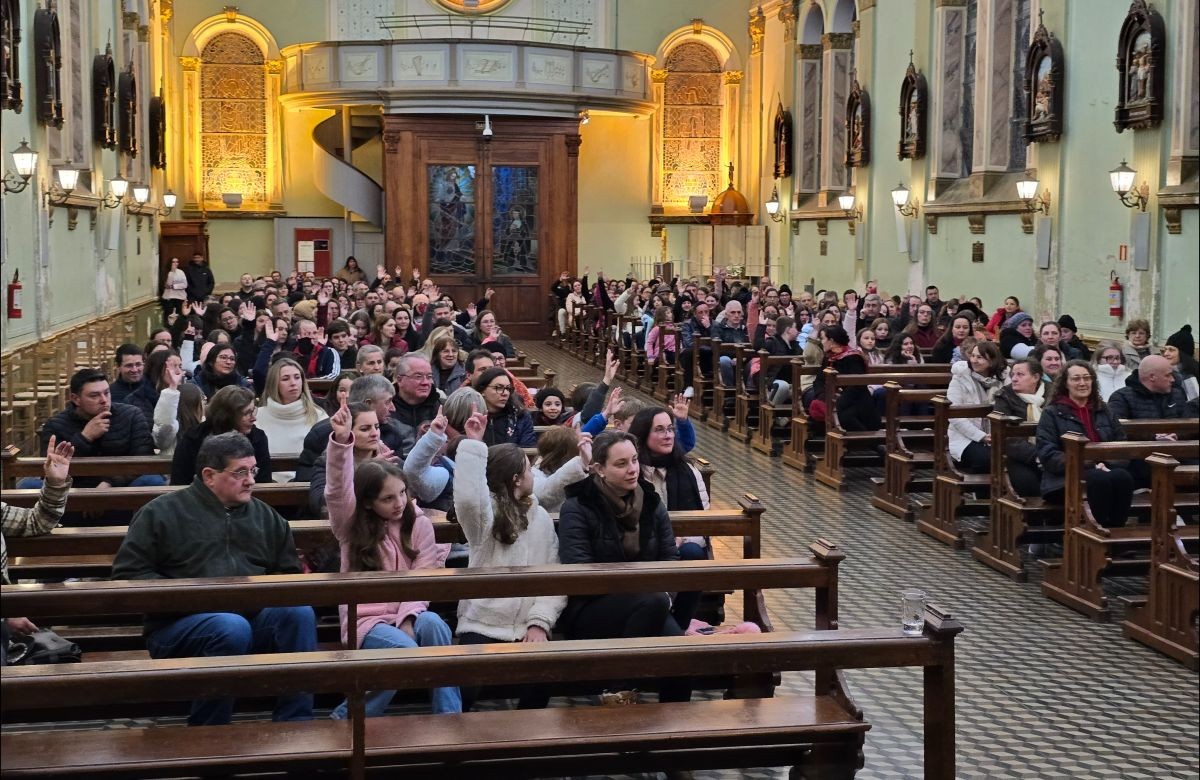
[295,228,332,278]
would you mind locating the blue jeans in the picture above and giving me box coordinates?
[146,607,317,726]
[719,355,736,387]
[331,613,461,718]
[17,474,167,489]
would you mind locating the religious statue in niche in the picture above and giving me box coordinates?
[1022,11,1064,144]
[844,75,870,168]
[897,52,927,160]
[1113,0,1165,132]
[773,102,793,179]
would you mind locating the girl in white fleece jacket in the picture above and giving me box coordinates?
[453,409,566,710]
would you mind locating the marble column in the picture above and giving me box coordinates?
[970,0,1016,188]
[722,70,744,208]
[1168,0,1199,184]
[819,32,854,200]
[794,44,822,196]
[930,0,968,196]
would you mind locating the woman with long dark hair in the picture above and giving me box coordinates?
[170,386,272,485]
[190,343,252,400]
[558,430,691,703]
[325,402,458,718]
[472,367,536,446]
[1036,360,1132,528]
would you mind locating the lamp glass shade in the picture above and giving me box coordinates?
[1109,160,1135,195]
[56,166,79,192]
[132,184,150,204]
[109,176,129,198]
[163,190,177,209]
[11,140,37,178]
[482,115,493,137]
[891,183,910,208]
[838,193,856,212]
[764,184,782,216]
[1015,177,1038,200]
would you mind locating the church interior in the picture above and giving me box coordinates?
[0,0,1197,777]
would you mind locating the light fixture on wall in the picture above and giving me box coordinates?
[221,192,243,209]
[579,109,590,125]
[101,175,130,209]
[44,161,80,206]
[838,192,863,235]
[1109,159,1149,211]
[2,139,38,194]
[482,114,493,138]
[891,182,919,217]
[764,184,785,223]
[688,194,709,214]
[1015,172,1051,214]
[162,190,178,213]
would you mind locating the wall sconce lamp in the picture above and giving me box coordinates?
[578,109,590,126]
[838,193,863,235]
[764,184,785,223]
[1015,172,1051,234]
[44,162,80,207]
[891,182,919,217]
[3,139,38,194]
[1109,159,1149,211]
[221,192,243,209]
[101,175,129,209]
[481,114,493,138]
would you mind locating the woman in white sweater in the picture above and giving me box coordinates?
[253,357,327,481]
[453,409,566,711]
[946,341,1007,474]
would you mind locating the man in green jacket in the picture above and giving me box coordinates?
[112,432,316,725]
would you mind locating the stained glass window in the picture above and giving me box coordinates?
[200,32,267,208]
[428,164,477,275]
[491,166,538,276]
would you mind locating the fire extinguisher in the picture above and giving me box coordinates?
[1108,271,1124,319]
[6,269,21,319]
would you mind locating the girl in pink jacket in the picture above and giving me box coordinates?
[326,402,460,718]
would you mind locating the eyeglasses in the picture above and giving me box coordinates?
[240,408,257,418]
[401,373,434,381]
[487,384,513,394]
[216,354,236,362]
[650,426,674,435]
[1102,355,1124,364]
[222,466,259,479]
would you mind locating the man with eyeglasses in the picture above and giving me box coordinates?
[295,374,411,481]
[112,432,316,726]
[392,353,442,435]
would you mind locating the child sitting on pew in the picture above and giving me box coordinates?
[532,425,592,513]
[453,408,566,710]
[325,403,461,717]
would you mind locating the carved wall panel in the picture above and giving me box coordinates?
[199,31,268,207]
[1114,0,1166,132]
[661,41,723,207]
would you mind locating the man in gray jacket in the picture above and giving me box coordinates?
[111,432,316,726]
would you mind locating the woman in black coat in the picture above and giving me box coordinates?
[806,325,880,432]
[991,358,1045,497]
[1035,360,1130,528]
[557,430,690,703]
[170,385,273,485]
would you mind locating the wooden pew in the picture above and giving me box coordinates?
[1,451,304,488]
[781,360,823,472]
[652,323,679,401]
[1,561,963,780]
[1,481,312,513]
[813,370,951,491]
[869,383,946,520]
[684,334,714,423]
[729,344,760,443]
[1041,434,1200,621]
[750,352,800,456]
[913,397,994,549]
[705,340,746,433]
[1121,454,1199,669]
[969,413,1062,581]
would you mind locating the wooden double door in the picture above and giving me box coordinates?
[383,115,580,339]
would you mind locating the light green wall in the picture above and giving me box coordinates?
[1,0,160,352]
[578,114,660,276]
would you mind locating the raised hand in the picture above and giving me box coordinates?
[315,327,327,347]
[411,268,420,281]
[43,434,74,487]
[193,301,208,317]
[603,352,620,384]
[429,405,448,436]
[464,410,488,441]
[240,300,257,322]
[375,441,399,464]
[602,385,624,418]
[263,319,278,343]
[485,287,495,299]
[845,292,859,311]
[317,290,330,306]
[466,302,478,318]
[670,392,691,421]
[330,403,352,443]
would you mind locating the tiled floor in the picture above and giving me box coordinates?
[524,341,1200,780]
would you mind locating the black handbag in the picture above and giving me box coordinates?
[6,630,82,665]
